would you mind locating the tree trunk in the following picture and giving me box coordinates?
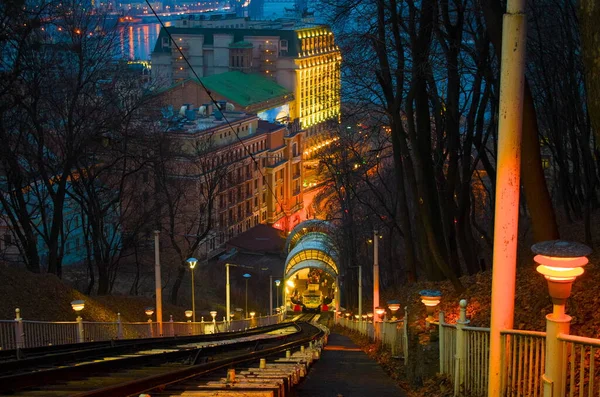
[170,264,186,305]
[580,0,600,146]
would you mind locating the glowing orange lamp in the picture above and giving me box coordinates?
[533,240,591,309]
[387,300,401,321]
[533,240,591,396]
[375,306,386,322]
[420,290,441,324]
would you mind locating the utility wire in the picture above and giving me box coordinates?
[143,1,299,245]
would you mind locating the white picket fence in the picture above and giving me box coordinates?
[336,315,407,358]
[0,309,285,350]
[336,300,600,397]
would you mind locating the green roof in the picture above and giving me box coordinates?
[201,71,291,107]
[229,40,254,48]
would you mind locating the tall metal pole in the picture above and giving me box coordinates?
[154,231,163,336]
[269,275,273,316]
[358,265,362,318]
[487,1,527,395]
[276,285,279,308]
[245,278,249,319]
[373,230,379,317]
[191,268,196,323]
[226,264,231,324]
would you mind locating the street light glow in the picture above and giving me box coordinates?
[186,257,198,269]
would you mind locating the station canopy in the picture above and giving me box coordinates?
[284,221,339,279]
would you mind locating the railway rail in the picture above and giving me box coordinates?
[0,319,326,397]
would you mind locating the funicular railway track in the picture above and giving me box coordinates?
[0,320,325,397]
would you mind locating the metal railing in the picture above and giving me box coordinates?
[558,333,600,397]
[0,309,286,350]
[500,329,546,397]
[336,315,406,359]
[464,326,491,396]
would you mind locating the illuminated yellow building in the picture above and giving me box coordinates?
[294,27,341,135]
[151,17,341,143]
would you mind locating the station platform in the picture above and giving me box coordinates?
[295,333,407,397]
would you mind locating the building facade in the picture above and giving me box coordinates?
[152,100,305,258]
[151,16,341,142]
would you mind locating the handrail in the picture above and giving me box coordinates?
[463,325,490,332]
[558,332,600,347]
[501,329,546,337]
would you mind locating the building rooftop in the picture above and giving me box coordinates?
[153,24,332,57]
[201,72,291,108]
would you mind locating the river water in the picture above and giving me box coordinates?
[120,1,299,61]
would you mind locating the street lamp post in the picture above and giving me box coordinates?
[243,273,251,319]
[71,300,85,343]
[532,240,591,397]
[145,307,154,337]
[186,258,198,322]
[226,263,231,325]
[358,265,362,318]
[275,279,281,310]
[270,275,273,316]
[153,231,163,336]
[373,230,380,321]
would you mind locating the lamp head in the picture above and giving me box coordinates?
[275,279,281,286]
[71,300,85,312]
[243,273,252,279]
[186,257,198,269]
[250,311,256,318]
[387,300,401,312]
[145,307,155,316]
[185,310,193,318]
[375,307,386,316]
[367,312,373,318]
[532,240,591,305]
[210,310,217,318]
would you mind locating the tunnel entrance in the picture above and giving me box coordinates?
[283,220,339,313]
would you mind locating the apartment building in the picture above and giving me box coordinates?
[151,15,341,143]
[156,101,304,256]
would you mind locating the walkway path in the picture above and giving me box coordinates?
[296,333,407,397]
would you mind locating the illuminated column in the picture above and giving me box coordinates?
[154,230,163,336]
[487,0,527,394]
[373,230,380,318]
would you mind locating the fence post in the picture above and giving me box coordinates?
[439,311,446,374]
[403,307,409,364]
[454,299,469,396]
[117,313,123,339]
[15,308,24,356]
[76,315,84,343]
[147,319,154,338]
[169,315,174,337]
